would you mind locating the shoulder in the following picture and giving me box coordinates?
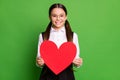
[38,33,44,42]
[39,32,45,38]
[73,32,78,38]
[39,33,42,38]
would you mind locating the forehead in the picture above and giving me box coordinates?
[51,8,66,14]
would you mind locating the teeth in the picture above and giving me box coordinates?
[55,22,61,25]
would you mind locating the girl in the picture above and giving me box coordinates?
[36,3,83,80]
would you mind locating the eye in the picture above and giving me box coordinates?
[60,15,64,17]
[52,14,57,17]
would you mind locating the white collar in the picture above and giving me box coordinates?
[50,26,66,32]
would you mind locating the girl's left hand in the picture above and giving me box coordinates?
[73,58,83,67]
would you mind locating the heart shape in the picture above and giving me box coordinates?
[40,40,76,75]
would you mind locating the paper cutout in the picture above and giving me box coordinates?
[40,40,76,75]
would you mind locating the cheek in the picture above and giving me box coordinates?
[62,18,67,22]
[63,17,67,21]
[50,17,56,21]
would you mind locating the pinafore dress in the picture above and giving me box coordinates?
[39,32,75,80]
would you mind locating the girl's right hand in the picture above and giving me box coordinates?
[36,57,44,67]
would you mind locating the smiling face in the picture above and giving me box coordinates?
[49,8,67,30]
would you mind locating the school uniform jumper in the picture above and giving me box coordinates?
[37,26,80,80]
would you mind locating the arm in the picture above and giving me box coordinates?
[72,33,83,67]
[36,33,45,67]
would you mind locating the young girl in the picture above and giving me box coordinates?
[36,3,83,80]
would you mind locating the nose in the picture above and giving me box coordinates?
[56,16,60,20]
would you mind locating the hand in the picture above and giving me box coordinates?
[36,57,44,67]
[73,58,83,67]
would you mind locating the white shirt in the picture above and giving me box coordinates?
[37,26,80,59]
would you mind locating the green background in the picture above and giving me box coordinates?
[0,0,120,80]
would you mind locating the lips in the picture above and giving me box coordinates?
[55,21,62,25]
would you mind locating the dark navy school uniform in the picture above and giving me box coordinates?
[39,64,75,80]
[37,27,80,80]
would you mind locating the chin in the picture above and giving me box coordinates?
[56,25,63,28]
[55,24,64,27]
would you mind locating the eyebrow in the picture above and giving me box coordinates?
[51,12,65,15]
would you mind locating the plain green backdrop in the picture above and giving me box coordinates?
[0,0,120,80]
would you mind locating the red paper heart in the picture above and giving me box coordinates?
[40,40,76,75]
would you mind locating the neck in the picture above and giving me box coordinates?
[52,25,64,31]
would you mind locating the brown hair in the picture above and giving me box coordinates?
[43,3,73,42]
